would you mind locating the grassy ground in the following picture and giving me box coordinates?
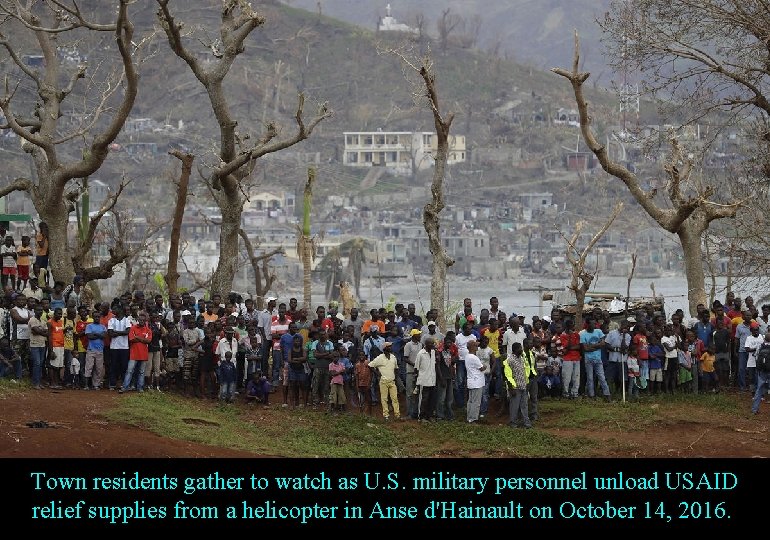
[4,375,756,457]
[101,388,751,458]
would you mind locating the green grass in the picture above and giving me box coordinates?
[104,392,598,458]
[0,377,29,399]
[4,380,750,457]
[104,389,753,457]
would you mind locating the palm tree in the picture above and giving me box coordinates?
[339,237,372,300]
[316,247,344,301]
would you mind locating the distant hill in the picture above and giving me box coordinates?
[281,0,613,76]
[1,0,623,206]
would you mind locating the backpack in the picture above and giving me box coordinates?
[756,344,770,372]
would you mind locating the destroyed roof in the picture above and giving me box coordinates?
[545,290,665,320]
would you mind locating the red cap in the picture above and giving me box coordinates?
[751,321,760,329]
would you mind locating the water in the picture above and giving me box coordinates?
[354,274,769,321]
[282,273,770,321]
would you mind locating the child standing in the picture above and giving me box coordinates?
[540,344,562,398]
[70,355,81,389]
[626,344,642,401]
[354,351,372,415]
[647,333,664,395]
[700,344,718,393]
[328,349,346,413]
[16,236,32,292]
[219,351,237,403]
[1,236,17,291]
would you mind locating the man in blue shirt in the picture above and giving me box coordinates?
[694,311,713,349]
[84,311,107,390]
[581,318,610,401]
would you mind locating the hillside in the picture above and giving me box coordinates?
[0,0,626,207]
[281,0,613,74]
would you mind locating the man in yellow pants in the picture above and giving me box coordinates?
[368,342,401,421]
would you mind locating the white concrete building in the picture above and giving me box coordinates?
[343,131,466,174]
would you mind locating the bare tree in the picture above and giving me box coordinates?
[553,34,742,315]
[296,167,319,309]
[559,202,623,329]
[601,0,770,134]
[157,0,331,298]
[387,47,455,329]
[165,149,194,296]
[600,0,770,297]
[458,14,482,49]
[238,228,284,310]
[436,8,462,55]
[0,0,140,283]
[112,210,168,295]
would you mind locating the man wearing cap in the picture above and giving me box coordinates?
[368,341,401,421]
[363,326,386,403]
[403,328,423,419]
[421,319,444,346]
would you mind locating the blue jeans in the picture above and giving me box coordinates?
[585,360,610,397]
[220,381,236,401]
[494,358,504,397]
[738,351,749,390]
[751,370,769,414]
[30,347,46,387]
[480,373,492,415]
[271,349,283,386]
[13,359,23,380]
[122,360,147,391]
[454,360,466,408]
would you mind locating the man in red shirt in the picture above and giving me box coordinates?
[560,318,582,399]
[120,312,152,393]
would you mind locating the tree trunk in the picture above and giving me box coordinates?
[574,288,586,330]
[301,168,315,310]
[166,151,193,296]
[209,188,242,298]
[677,221,707,316]
[302,240,313,309]
[38,200,74,284]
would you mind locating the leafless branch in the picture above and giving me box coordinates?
[0,177,30,198]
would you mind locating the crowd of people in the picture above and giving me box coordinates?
[1,220,768,424]
[1,261,768,424]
